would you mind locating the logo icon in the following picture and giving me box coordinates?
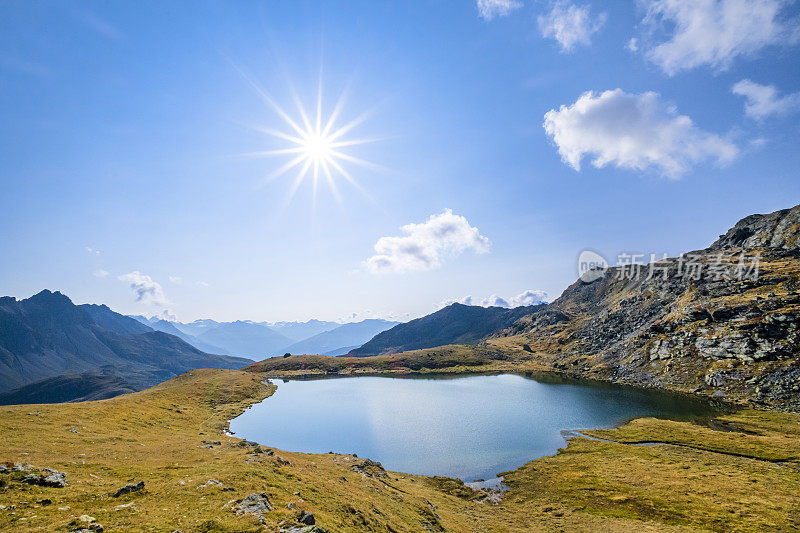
[577,250,608,283]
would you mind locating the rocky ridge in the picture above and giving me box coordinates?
[494,204,800,410]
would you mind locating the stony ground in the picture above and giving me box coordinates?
[1,368,799,532]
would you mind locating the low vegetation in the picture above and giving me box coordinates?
[2,369,799,531]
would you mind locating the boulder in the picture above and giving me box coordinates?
[42,468,68,487]
[232,492,273,521]
[113,480,145,497]
[297,510,315,525]
[352,459,388,479]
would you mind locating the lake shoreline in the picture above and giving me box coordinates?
[245,343,775,412]
[231,372,724,483]
[2,368,799,530]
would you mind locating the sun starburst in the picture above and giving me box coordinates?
[238,71,380,205]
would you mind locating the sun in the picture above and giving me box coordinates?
[237,71,379,205]
[303,133,333,163]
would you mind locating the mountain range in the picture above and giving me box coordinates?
[251,203,800,412]
[349,303,546,356]
[0,290,250,395]
[131,316,398,359]
[285,319,400,356]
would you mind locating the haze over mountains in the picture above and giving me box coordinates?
[285,319,400,356]
[0,290,250,396]
[131,315,397,359]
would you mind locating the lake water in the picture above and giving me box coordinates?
[229,374,717,481]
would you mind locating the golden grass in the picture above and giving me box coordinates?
[1,369,799,531]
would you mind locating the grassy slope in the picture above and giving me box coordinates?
[1,369,799,531]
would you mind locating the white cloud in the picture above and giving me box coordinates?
[118,271,169,306]
[732,79,800,119]
[365,210,490,274]
[507,289,549,307]
[169,276,183,284]
[543,89,738,178]
[627,37,639,52]
[442,290,549,309]
[85,246,100,255]
[154,309,177,322]
[195,281,210,287]
[640,0,799,75]
[538,1,606,52]
[92,269,109,278]
[477,0,522,20]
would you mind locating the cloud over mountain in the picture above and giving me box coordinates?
[640,0,798,75]
[443,289,548,309]
[365,210,490,274]
[119,271,168,306]
[543,89,738,178]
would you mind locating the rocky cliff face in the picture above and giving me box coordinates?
[494,205,800,410]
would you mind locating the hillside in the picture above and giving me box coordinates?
[253,204,800,411]
[1,368,799,531]
[349,303,546,357]
[489,204,800,410]
[0,290,251,394]
[0,372,136,405]
[285,319,399,355]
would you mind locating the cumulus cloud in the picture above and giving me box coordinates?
[92,269,109,278]
[154,309,177,322]
[477,0,522,20]
[538,1,606,52]
[640,0,799,75]
[732,79,800,119]
[507,289,549,307]
[543,89,738,178]
[118,271,169,306]
[442,289,548,309]
[365,210,490,274]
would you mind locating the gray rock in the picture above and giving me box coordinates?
[22,474,42,485]
[41,468,68,487]
[113,480,145,497]
[352,459,388,478]
[233,492,273,521]
[297,510,315,525]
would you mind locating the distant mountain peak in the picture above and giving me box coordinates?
[349,303,546,357]
[29,289,72,304]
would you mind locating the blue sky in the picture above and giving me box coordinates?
[1,0,799,322]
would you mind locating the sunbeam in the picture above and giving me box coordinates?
[240,72,381,205]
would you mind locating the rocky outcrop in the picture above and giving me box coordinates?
[229,492,273,521]
[18,468,68,487]
[711,204,800,251]
[352,458,389,479]
[495,204,800,411]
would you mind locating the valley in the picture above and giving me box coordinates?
[1,369,799,531]
[1,205,799,531]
